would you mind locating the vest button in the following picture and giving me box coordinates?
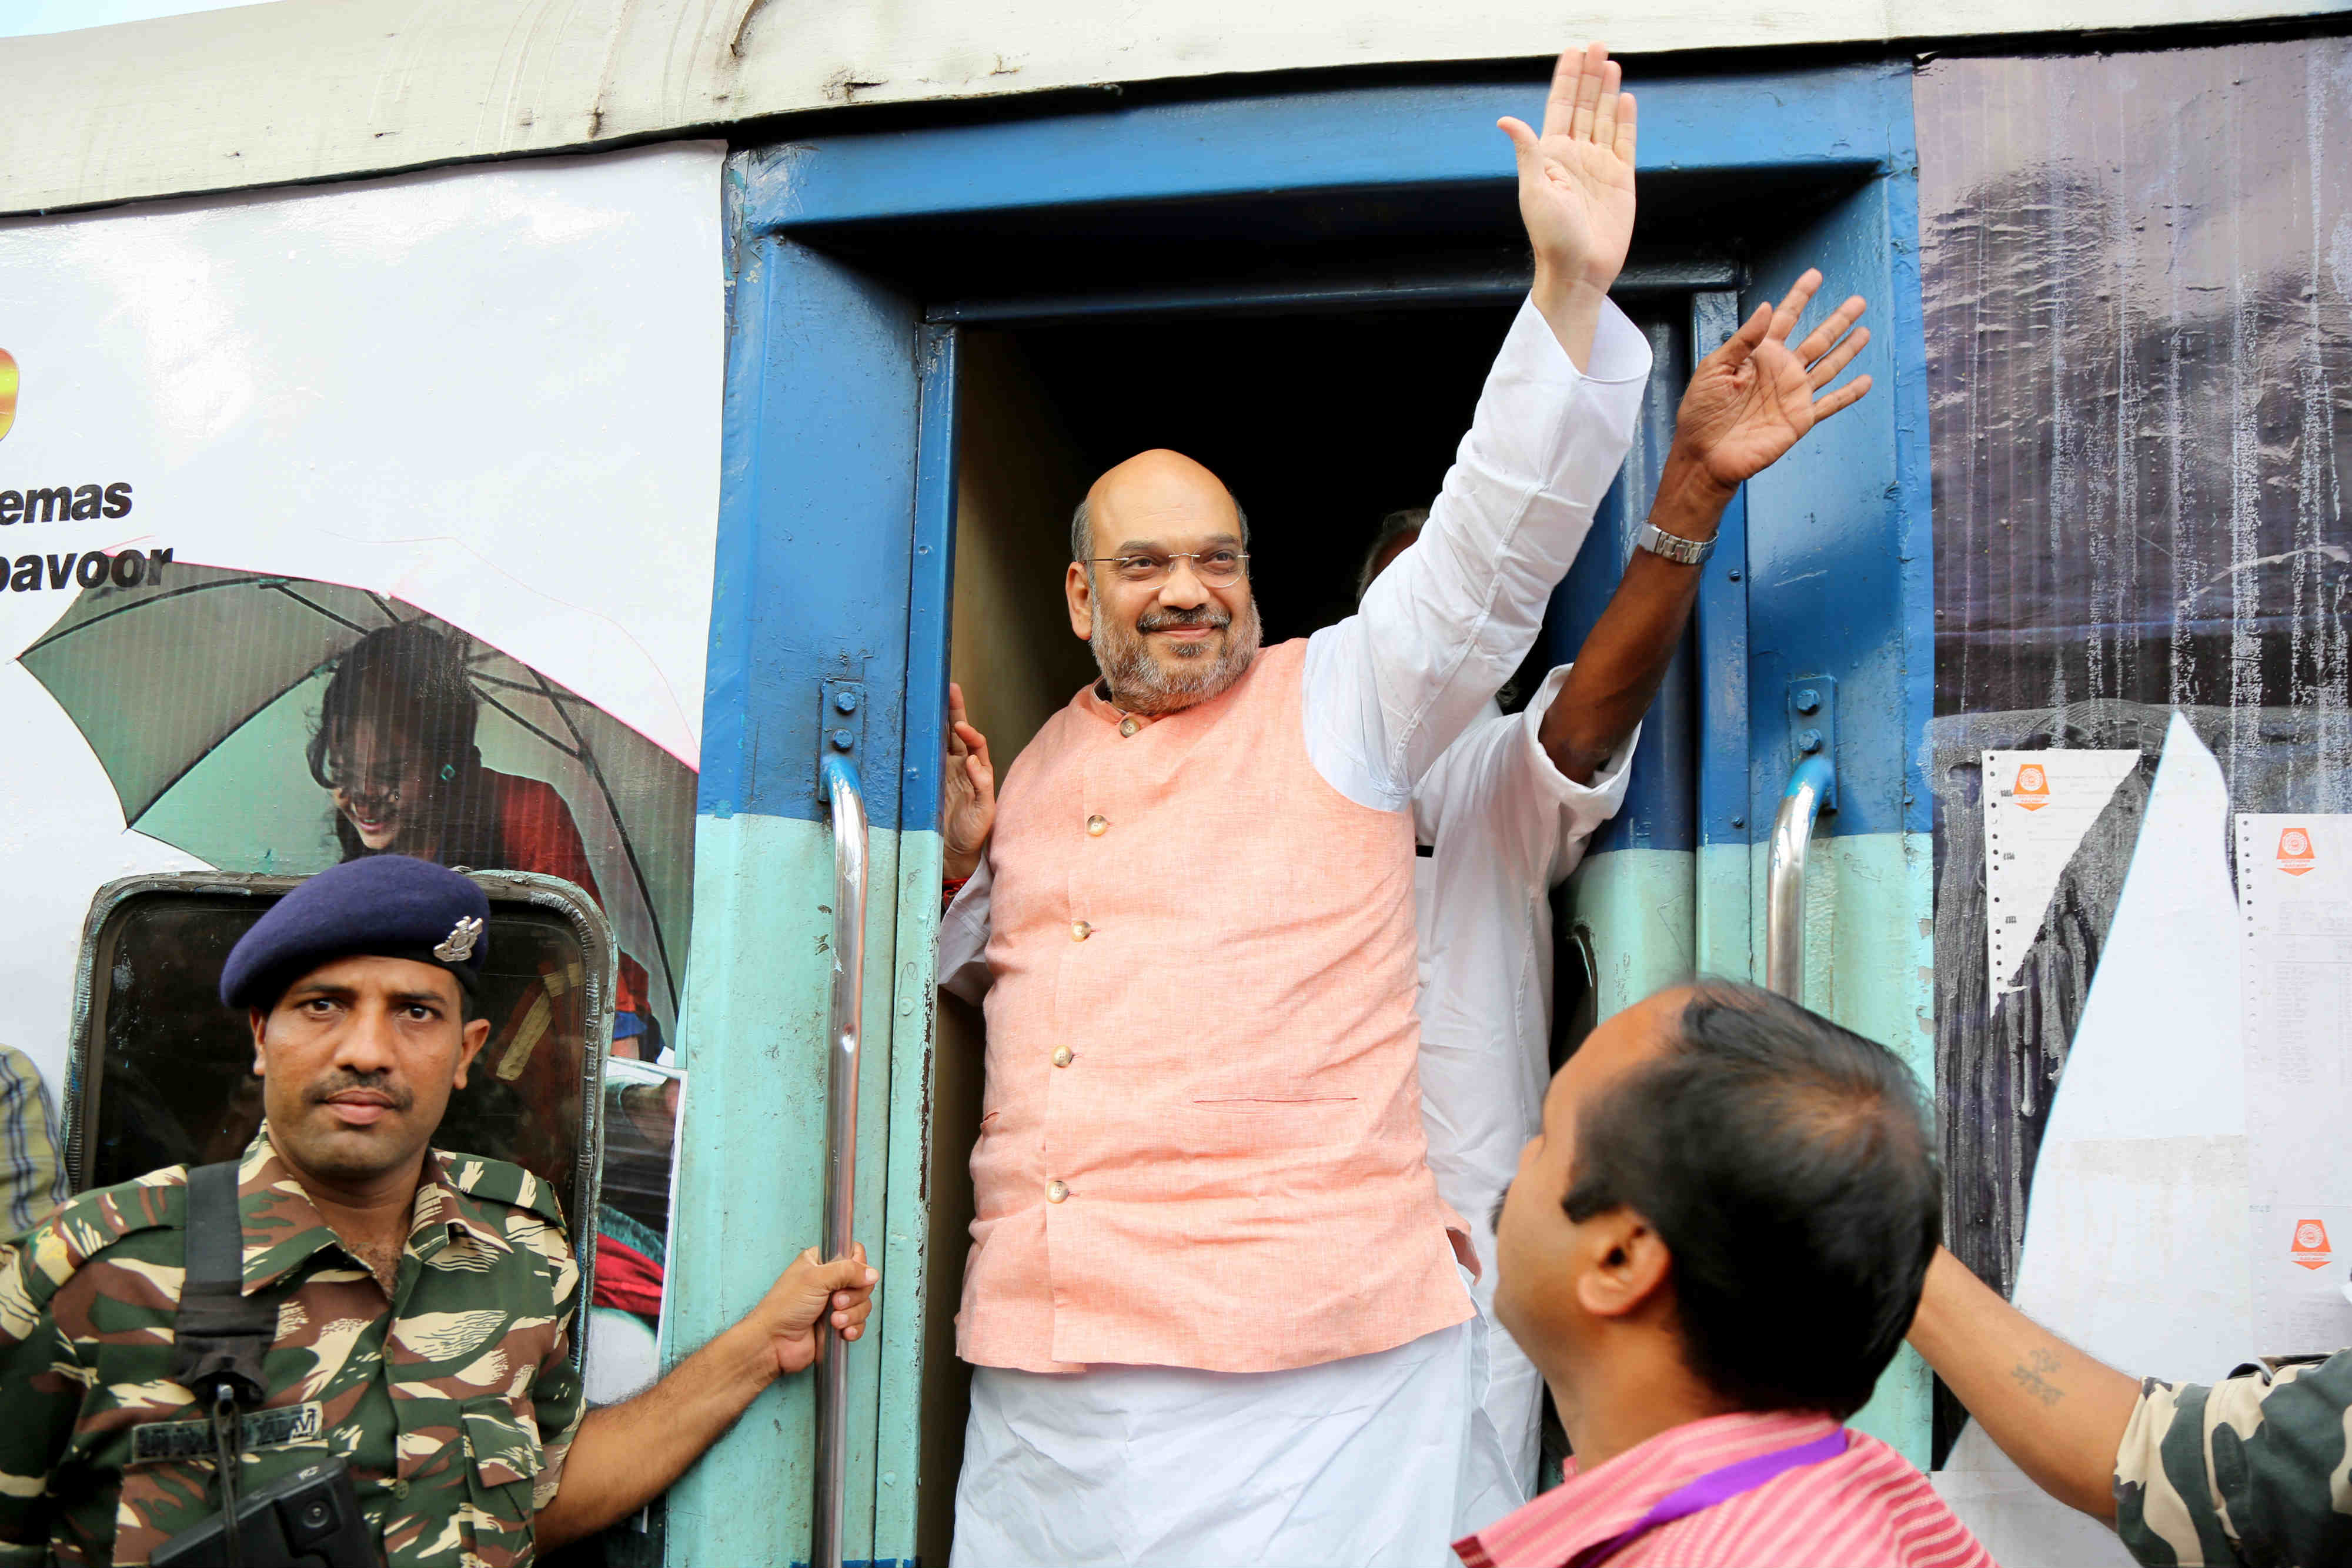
[1047,1180,1069,1203]
[1118,717,1141,737]
[1085,814,1108,837]
[1052,1046,1073,1068]
[1070,920,1092,941]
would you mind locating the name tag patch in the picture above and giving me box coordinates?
[132,1402,325,1464]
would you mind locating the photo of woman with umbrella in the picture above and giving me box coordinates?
[305,621,684,1368]
[306,620,657,1037]
[20,561,694,1037]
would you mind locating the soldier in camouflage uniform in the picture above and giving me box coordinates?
[1910,1244,2352,1567]
[0,1124,585,1566]
[2114,1350,2352,1565]
[0,855,876,1567]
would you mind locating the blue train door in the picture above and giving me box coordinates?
[667,61,1930,1567]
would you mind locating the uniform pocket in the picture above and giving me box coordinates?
[458,1400,543,1565]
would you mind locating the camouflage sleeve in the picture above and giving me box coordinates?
[0,1235,82,1564]
[527,1232,585,1512]
[2114,1351,2352,1567]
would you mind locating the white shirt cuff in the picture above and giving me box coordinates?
[1502,292,1655,392]
[1518,664,1638,814]
[938,857,994,1002]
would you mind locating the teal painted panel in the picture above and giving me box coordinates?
[1741,828,1935,1466]
[1694,841,1753,982]
[873,828,943,1561]
[1854,1345,1935,1471]
[1566,847,1696,1021]
[664,811,902,1566]
[1740,831,1936,1077]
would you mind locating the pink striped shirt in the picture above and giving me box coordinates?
[1454,1410,1994,1568]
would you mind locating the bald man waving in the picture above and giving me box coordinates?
[937,46,1658,1567]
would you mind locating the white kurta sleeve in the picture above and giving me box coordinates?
[1515,664,1638,886]
[1302,296,1652,810]
[1413,665,1637,895]
[937,857,994,1002]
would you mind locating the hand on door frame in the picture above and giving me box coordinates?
[943,681,997,881]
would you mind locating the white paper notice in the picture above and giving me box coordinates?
[2237,813,2352,1350]
[1983,750,2141,1006]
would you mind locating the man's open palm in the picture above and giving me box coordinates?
[1672,269,1873,490]
[1499,44,1638,292]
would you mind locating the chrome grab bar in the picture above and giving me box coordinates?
[812,755,868,1568]
[1765,753,1835,999]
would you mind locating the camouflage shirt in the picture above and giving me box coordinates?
[2114,1350,2352,1567]
[0,1124,584,1567]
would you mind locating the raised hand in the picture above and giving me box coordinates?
[1669,269,1872,493]
[1499,45,1638,327]
[943,681,995,882]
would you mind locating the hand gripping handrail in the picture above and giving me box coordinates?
[812,755,868,1568]
[1765,753,1835,1000]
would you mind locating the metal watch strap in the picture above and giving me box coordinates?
[1633,520,1716,566]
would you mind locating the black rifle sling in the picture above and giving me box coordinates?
[172,1161,274,1407]
[174,1160,276,1568]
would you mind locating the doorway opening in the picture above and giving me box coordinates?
[923,292,1683,1555]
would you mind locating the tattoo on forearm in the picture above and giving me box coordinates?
[2010,1348,2066,1406]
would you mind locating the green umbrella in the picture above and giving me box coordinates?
[21,563,693,1029]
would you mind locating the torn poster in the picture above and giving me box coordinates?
[1936,718,2244,1568]
[1983,750,2141,1008]
[2237,813,2352,1350]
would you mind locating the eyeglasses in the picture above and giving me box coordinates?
[1083,549,1250,587]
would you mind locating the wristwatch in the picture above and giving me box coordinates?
[1633,520,1716,566]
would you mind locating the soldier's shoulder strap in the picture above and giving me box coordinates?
[11,1165,192,1309]
[440,1151,569,1233]
[170,1161,272,1408]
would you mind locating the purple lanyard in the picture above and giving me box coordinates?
[1562,1427,1850,1568]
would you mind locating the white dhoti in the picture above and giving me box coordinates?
[950,1301,1521,1568]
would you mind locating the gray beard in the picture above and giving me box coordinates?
[1090,595,1263,716]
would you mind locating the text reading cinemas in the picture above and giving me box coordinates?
[0,482,132,524]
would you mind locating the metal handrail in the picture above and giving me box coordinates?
[811,756,868,1568]
[1765,753,1835,999]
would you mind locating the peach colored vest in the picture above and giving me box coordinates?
[960,638,1470,1374]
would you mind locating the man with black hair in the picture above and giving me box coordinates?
[1459,981,1993,1567]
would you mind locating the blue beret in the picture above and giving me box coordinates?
[220,855,492,1011]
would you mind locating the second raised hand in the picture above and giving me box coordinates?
[1668,268,1873,494]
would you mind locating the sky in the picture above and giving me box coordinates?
[0,0,270,37]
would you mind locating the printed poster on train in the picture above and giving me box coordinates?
[0,145,721,1341]
[2237,813,2352,1349]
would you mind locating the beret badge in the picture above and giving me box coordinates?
[434,915,486,964]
